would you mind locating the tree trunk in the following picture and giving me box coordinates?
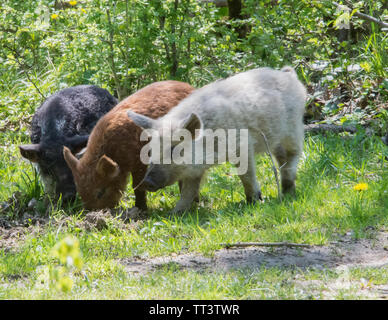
[227,0,250,38]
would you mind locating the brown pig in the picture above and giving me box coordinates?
[63,81,195,210]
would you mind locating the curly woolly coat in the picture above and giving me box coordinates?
[19,85,117,199]
[63,81,195,209]
[127,67,307,213]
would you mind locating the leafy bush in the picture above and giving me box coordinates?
[0,0,386,130]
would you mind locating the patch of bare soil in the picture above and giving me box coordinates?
[123,232,388,274]
[73,208,146,231]
[121,231,388,299]
[0,207,145,252]
[0,212,48,252]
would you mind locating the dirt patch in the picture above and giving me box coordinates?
[122,232,388,274]
[121,231,388,298]
[0,207,145,251]
[0,212,48,252]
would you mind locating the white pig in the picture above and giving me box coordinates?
[127,66,307,213]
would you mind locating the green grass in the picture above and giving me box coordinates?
[2,262,387,300]
[0,131,387,299]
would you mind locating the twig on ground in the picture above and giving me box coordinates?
[221,242,312,249]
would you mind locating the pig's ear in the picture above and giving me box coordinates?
[181,113,203,140]
[19,144,41,162]
[127,110,156,130]
[65,135,89,154]
[63,146,80,173]
[96,155,120,179]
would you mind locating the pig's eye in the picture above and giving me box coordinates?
[96,188,106,199]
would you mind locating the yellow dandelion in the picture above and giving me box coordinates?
[81,8,86,13]
[353,183,368,191]
[69,0,77,6]
[51,14,59,20]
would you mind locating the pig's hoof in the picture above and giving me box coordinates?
[281,179,296,195]
[171,208,185,215]
[282,186,296,197]
[246,191,263,204]
[171,206,190,215]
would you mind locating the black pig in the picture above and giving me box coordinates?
[19,85,117,201]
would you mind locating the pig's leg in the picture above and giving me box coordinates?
[173,175,203,213]
[178,180,199,202]
[274,144,299,195]
[134,189,147,210]
[132,170,147,210]
[237,146,262,203]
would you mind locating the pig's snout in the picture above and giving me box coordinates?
[61,191,76,203]
[57,183,77,203]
